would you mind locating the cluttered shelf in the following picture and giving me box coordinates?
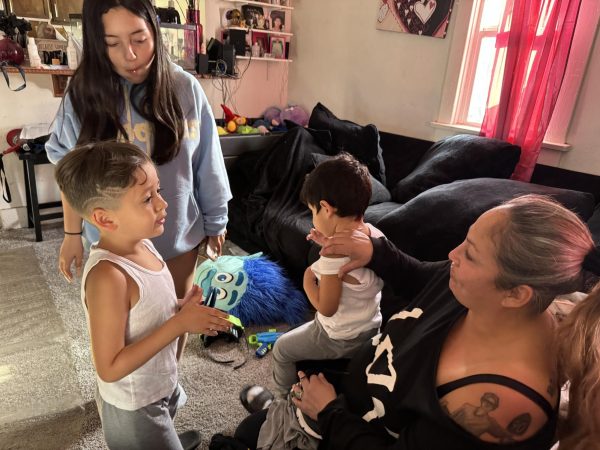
[221,0,294,11]
[225,26,293,37]
[3,66,239,97]
[5,66,74,76]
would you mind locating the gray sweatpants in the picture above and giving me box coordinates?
[96,384,186,450]
[271,318,377,396]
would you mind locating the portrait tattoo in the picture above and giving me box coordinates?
[443,392,531,443]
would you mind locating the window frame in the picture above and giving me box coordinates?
[434,0,600,152]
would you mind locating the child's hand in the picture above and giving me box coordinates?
[306,228,328,247]
[177,294,231,336]
[207,234,226,260]
[177,284,203,309]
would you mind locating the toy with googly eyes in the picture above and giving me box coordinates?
[193,253,308,326]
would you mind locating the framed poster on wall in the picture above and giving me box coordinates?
[376,0,455,39]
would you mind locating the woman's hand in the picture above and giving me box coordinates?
[59,234,84,283]
[320,229,374,276]
[292,371,337,420]
[207,233,226,259]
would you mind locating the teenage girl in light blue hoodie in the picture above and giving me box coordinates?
[46,0,231,301]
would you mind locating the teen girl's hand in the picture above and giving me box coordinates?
[292,371,337,420]
[320,229,374,277]
[59,235,84,282]
[175,286,231,335]
[207,233,226,259]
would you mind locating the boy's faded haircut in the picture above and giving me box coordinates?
[55,141,153,217]
[300,152,371,218]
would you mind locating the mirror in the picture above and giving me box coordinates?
[5,0,82,22]
[6,0,51,19]
[51,0,83,24]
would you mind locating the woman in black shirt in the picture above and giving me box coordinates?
[225,195,600,450]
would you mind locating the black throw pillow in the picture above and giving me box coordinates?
[377,178,595,262]
[308,103,386,185]
[391,134,521,203]
[311,153,391,206]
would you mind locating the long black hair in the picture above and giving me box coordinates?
[65,0,184,165]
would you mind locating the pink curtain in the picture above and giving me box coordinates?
[479,0,582,181]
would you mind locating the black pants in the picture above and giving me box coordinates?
[233,408,268,450]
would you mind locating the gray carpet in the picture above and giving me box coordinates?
[0,223,279,450]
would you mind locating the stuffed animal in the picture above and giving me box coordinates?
[225,9,242,27]
[259,105,309,132]
[280,104,309,127]
[194,253,308,326]
[221,104,247,133]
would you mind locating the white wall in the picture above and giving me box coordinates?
[288,0,600,175]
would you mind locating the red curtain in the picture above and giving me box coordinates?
[479,0,582,181]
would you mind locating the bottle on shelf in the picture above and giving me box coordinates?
[27,37,42,68]
[167,0,181,24]
[67,35,79,70]
[251,41,261,58]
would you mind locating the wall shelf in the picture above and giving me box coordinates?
[221,0,294,11]
[4,66,239,97]
[225,26,293,37]
[4,66,73,97]
[237,55,292,63]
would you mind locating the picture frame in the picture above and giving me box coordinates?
[269,10,285,32]
[251,31,268,57]
[269,36,285,59]
[241,4,264,29]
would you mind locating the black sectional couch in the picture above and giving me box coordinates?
[226,104,600,296]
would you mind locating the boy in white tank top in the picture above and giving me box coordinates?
[270,153,385,397]
[55,142,232,449]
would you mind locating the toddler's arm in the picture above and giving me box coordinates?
[86,262,231,383]
[303,267,342,317]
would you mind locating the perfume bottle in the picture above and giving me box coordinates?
[167,0,181,24]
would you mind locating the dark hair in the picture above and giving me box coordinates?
[65,0,184,165]
[300,153,371,218]
[55,141,152,216]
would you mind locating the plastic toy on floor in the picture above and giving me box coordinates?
[194,253,308,326]
[248,329,284,357]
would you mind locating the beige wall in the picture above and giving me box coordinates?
[288,0,600,175]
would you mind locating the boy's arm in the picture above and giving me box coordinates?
[303,267,342,317]
[86,262,230,383]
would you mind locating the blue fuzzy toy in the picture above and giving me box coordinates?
[193,253,308,326]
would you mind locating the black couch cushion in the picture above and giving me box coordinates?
[377,178,596,262]
[391,135,521,203]
[308,103,386,185]
[310,153,391,205]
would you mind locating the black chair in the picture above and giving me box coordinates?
[17,149,63,241]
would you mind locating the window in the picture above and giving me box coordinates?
[437,0,599,149]
[454,0,507,127]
